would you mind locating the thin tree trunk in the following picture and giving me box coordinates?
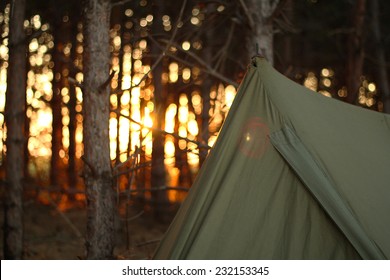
[4,0,26,260]
[199,4,216,169]
[82,0,116,259]
[199,78,211,167]
[346,0,366,104]
[50,18,64,189]
[111,4,123,165]
[68,19,78,197]
[151,3,168,220]
[199,20,213,167]
[244,0,280,65]
[370,0,390,113]
[280,0,294,73]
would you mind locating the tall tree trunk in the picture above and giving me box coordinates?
[346,0,366,104]
[68,18,78,197]
[50,16,64,190]
[4,0,26,260]
[151,2,168,220]
[280,0,294,74]
[370,0,390,113]
[82,0,116,259]
[244,0,280,65]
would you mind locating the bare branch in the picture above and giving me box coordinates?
[120,210,144,222]
[270,0,282,12]
[120,185,190,195]
[68,77,84,89]
[113,161,152,178]
[4,28,48,47]
[124,145,141,249]
[214,21,236,70]
[238,0,255,30]
[136,239,161,247]
[268,0,287,22]
[47,195,84,240]
[111,0,132,8]
[158,38,239,87]
[112,108,211,149]
[81,155,97,177]
[113,149,140,172]
[99,70,117,93]
[118,0,188,94]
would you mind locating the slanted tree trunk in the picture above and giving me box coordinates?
[346,0,366,104]
[199,7,214,167]
[4,0,26,260]
[244,0,280,65]
[82,0,116,259]
[370,0,390,113]
[151,2,168,220]
[199,77,212,167]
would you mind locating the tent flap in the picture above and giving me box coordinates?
[270,125,386,260]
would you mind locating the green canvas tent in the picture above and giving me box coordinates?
[154,57,390,260]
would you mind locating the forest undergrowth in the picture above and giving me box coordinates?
[0,197,170,260]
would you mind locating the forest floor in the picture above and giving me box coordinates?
[0,198,172,260]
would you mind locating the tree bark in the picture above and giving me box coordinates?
[370,0,390,113]
[4,0,27,260]
[82,0,116,259]
[346,0,366,104]
[244,0,280,65]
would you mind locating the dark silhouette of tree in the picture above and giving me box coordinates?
[4,0,27,259]
[82,0,116,259]
[50,10,68,190]
[370,0,390,113]
[346,0,366,104]
[110,4,124,165]
[50,19,64,189]
[67,15,79,197]
[150,1,169,220]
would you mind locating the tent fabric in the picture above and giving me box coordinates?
[270,126,385,259]
[153,57,390,260]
